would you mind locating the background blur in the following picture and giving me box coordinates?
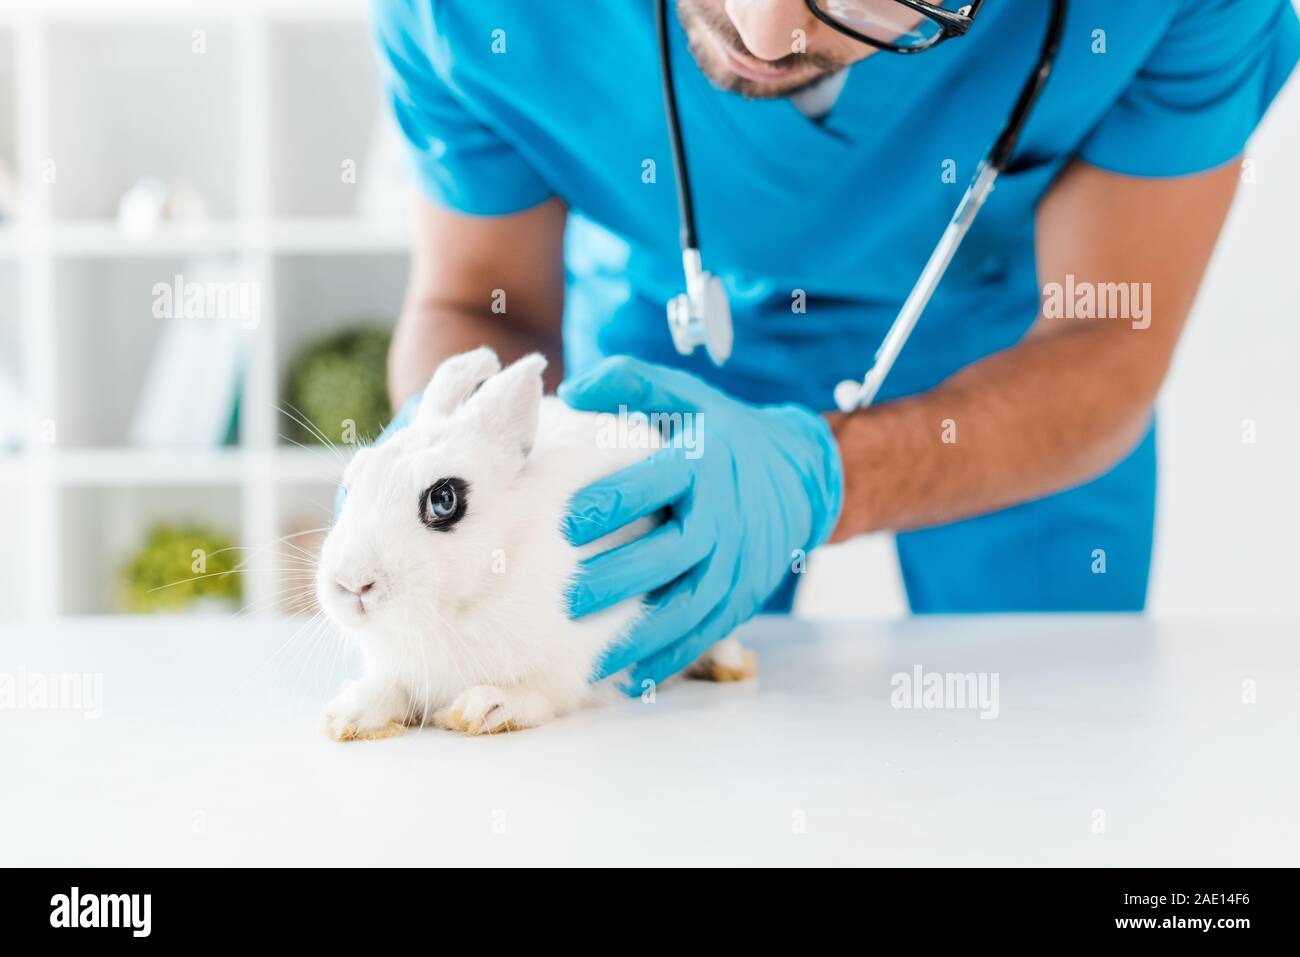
[0,0,1296,622]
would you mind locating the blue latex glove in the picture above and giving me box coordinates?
[561,357,843,689]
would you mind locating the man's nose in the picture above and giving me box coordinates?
[725,0,813,62]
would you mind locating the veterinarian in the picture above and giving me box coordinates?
[372,0,1299,685]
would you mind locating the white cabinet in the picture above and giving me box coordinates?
[0,0,408,618]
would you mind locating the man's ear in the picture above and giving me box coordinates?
[466,353,547,458]
[417,347,502,424]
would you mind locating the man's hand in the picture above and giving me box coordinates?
[561,357,843,689]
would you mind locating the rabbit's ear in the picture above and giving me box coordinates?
[467,353,547,458]
[417,347,502,423]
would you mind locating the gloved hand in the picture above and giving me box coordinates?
[561,356,843,689]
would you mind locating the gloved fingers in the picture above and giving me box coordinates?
[559,355,712,414]
[590,567,716,680]
[591,529,739,683]
[567,517,710,619]
[624,538,745,688]
[629,604,742,690]
[593,624,664,687]
[563,447,694,546]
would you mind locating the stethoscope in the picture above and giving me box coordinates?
[656,0,1068,412]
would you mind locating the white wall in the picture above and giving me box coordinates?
[798,40,1300,620]
[1149,71,1300,617]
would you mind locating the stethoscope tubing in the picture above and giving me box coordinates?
[657,0,699,252]
[656,0,1070,410]
[839,0,1069,410]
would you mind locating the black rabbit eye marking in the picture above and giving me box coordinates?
[420,478,468,531]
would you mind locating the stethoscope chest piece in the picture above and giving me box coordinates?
[655,0,1068,404]
[667,248,733,365]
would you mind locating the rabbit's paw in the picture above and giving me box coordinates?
[323,679,408,742]
[686,636,757,683]
[434,684,555,736]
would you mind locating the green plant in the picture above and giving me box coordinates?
[285,325,392,446]
[121,523,242,613]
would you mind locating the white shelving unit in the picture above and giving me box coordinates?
[0,0,410,618]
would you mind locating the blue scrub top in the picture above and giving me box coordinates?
[374,0,1299,411]
[374,0,1298,614]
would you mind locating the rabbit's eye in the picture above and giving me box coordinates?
[420,478,468,531]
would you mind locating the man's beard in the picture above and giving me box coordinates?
[676,0,853,99]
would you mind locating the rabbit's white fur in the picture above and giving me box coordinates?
[316,347,749,739]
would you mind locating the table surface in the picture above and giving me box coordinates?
[1,614,1296,867]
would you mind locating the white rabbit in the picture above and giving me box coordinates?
[316,347,754,740]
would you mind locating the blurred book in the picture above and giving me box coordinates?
[128,258,248,448]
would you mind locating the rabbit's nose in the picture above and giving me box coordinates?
[337,579,375,597]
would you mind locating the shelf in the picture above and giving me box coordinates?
[0,5,408,621]
[0,224,19,256]
[46,21,241,221]
[50,255,257,447]
[0,0,369,23]
[274,251,406,447]
[0,257,17,380]
[8,218,407,257]
[0,447,344,486]
[0,24,14,223]
[43,220,244,257]
[275,476,335,614]
[58,482,244,615]
[268,446,347,483]
[268,217,408,253]
[0,479,35,617]
[270,19,385,219]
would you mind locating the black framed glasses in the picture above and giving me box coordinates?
[805,0,984,53]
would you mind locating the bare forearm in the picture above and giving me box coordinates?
[388,300,564,409]
[391,195,567,409]
[826,324,1163,540]
[827,159,1240,542]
